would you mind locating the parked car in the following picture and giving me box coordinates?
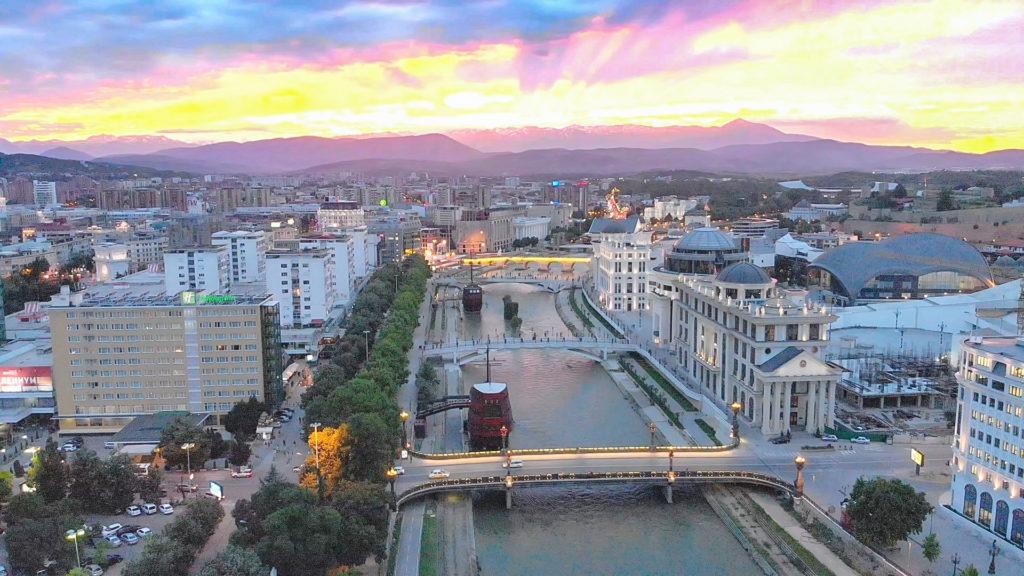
[851,436,871,444]
[106,554,124,565]
[821,434,839,442]
[141,503,157,515]
[104,535,122,548]
[231,467,254,478]
[116,525,140,537]
[60,443,79,452]
[136,527,152,539]
[125,505,141,517]
[393,465,405,475]
[769,436,790,444]
[83,564,104,576]
[428,469,450,479]
[176,483,198,493]
[158,503,174,515]
[100,524,123,538]
[120,533,139,545]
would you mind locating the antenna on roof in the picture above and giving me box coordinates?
[1018,273,1024,337]
[485,344,491,382]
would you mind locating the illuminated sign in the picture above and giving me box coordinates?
[551,180,561,187]
[200,295,237,304]
[0,367,53,393]
[380,199,388,206]
[180,291,196,305]
[910,448,925,467]
[209,481,223,500]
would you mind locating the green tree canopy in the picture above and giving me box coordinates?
[224,397,268,440]
[30,439,69,503]
[921,532,941,566]
[846,477,933,548]
[196,545,269,576]
[159,416,212,469]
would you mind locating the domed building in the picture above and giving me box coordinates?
[664,227,747,275]
[648,260,842,436]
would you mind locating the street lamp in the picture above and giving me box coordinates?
[399,410,409,451]
[66,528,85,567]
[311,422,322,471]
[500,425,509,456]
[668,449,674,472]
[794,455,806,498]
[988,538,998,574]
[385,467,398,497]
[181,442,195,497]
[363,330,370,359]
[648,421,657,449]
[950,552,961,575]
[730,401,742,440]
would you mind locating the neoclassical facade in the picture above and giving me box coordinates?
[951,336,1024,547]
[649,262,842,435]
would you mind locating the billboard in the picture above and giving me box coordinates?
[209,481,224,500]
[0,366,52,393]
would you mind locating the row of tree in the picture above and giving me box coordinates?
[221,256,430,575]
[121,498,224,576]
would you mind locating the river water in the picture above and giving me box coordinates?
[456,284,759,575]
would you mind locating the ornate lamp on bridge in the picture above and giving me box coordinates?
[668,449,674,472]
[399,410,410,451]
[386,467,399,498]
[648,421,657,450]
[794,455,806,499]
[500,425,509,456]
[730,401,742,441]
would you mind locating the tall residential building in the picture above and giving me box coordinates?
[212,230,272,283]
[33,180,57,208]
[369,214,422,263]
[266,249,335,327]
[163,247,230,295]
[299,234,356,305]
[648,262,841,435]
[49,287,282,431]
[318,201,365,230]
[125,234,169,272]
[952,336,1024,547]
[592,229,651,313]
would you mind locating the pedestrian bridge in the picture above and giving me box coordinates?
[421,337,637,364]
[436,277,575,293]
[395,469,795,508]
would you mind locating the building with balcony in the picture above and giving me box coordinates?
[592,228,651,312]
[163,246,230,296]
[265,249,335,328]
[212,230,271,283]
[649,261,842,435]
[952,335,1024,547]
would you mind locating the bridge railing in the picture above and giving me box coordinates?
[408,439,739,460]
[396,469,793,506]
[422,336,633,351]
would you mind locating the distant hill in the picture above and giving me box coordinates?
[101,153,252,175]
[1,135,195,157]
[446,119,819,152]
[122,133,487,173]
[0,152,187,179]
[40,146,93,161]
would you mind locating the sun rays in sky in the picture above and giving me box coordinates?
[1,0,1022,151]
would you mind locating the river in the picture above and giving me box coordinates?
[455,283,760,575]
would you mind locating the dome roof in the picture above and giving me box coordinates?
[675,228,736,251]
[716,262,772,284]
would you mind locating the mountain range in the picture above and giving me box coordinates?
[1,121,1022,177]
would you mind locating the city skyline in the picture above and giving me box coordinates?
[1,0,1022,152]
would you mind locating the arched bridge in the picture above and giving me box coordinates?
[415,395,470,418]
[395,469,795,508]
[421,337,638,364]
[436,277,575,293]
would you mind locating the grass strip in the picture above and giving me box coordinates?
[628,352,697,412]
[419,509,441,576]
[694,418,723,446]
[620,361,686,432]
[568,289,595,329]
[747,497,839,576]
[579,290,623,337]
[386,513,403,576]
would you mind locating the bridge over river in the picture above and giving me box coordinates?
[421,336,638,364]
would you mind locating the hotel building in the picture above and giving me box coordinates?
[952,336,1024,546]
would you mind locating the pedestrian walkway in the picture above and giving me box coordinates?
[748,491,861,576]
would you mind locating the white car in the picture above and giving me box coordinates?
[105,534,122,547]
[136,527,153,538]
[101,523,123,538]
[83,565,104,576]
[231,467,254,478]
[821,434,839,442]
[393,465,405,475]
[60,443,79,452]
[142,503,158,515]
[850,436,871,444]
[159,503,174,515]
[121,532,139,545]
[502,459,524,469]
[428,469,450,479]
[125,505,141,517]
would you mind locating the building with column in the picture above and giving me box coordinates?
[951,335,1024,547]
[318,200,365,230]
[592,225,651,313]
[648,261,842,435]
[211,230,271,283]
[48,282,281,432]
[265,249,335,328]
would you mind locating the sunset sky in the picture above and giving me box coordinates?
[1,0,1022,151]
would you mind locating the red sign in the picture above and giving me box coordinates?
[0,367,53,393]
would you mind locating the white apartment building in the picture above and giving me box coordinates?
[593,229,651,312]
[513,216,551,241]
[163,247,230,296]
[33,180,57,208]
[126,235,169,272]
[649,262,841,434]
[318,201,365,230]
[644,196,699,221]
[212,230,271,283]
[952,336,1024,547]
[266,249,335,328]
[299,234,356,305]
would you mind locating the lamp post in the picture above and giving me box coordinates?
[950,552,961,575]
[311,422,322,471]
[648,421,657,450]
[500,425,508,457]
[66,528,85,567]
[181,442,195,498]
[794,455,806,498]
[730,401,742,441]
[363,330,370,359]
[988,538,998,574]
[385,467,398,497]
[399,410,409,452]
[668,449,674,473]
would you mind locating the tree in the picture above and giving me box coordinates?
[846,477,933,548]
[300,425,349,496]
[961,565,980,576]
[227,439,252,467]
[68,449,107,512]
[224,397,268,440]
[343,412,395,483]
[196,545,269,576]
[0,470,14,504]
[921,532,941,568]
[30,439,69,503]
[159,416,211,469]
[101,454,138,512]
[138,467,165,504]
[330,481,391,565]
[936,189,957,211]
[13,459,25,478]
[255,503,346,576]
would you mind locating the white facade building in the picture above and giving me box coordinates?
[212,230,271,283]
[266,249,335,328]
[33,180,57,208]
[318,201,365,230]
[163,247,230,295]
[951,335,1024,547]
[93,243,131,282]
[593,230,651,312]
[648,262,841,434]
[299,234,356,305]
[644,197,698,221]
[513,216,550,241]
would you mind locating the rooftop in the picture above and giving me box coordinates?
[963,336,1024,362]
[108,412,211,446]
